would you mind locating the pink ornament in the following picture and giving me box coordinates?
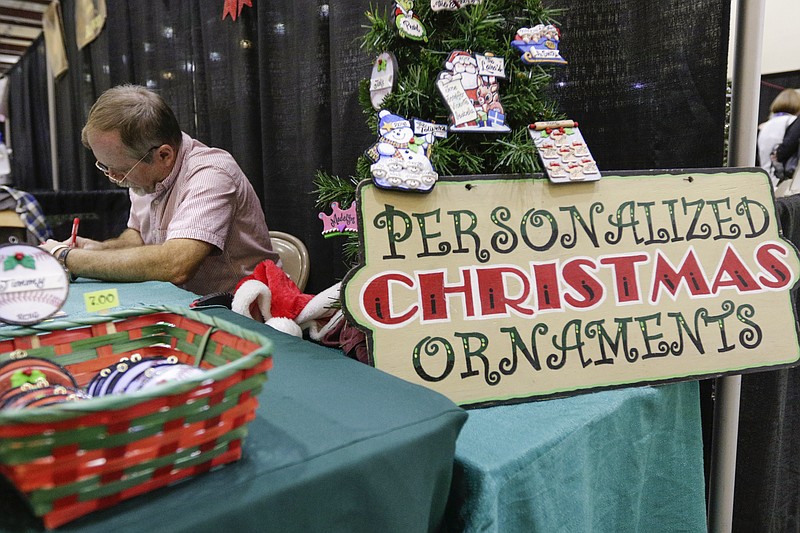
[319,202,358,238]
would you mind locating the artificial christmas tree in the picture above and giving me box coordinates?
[316,0,567,263]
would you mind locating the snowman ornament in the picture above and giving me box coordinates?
[366,110,438,192]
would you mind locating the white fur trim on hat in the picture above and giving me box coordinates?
[266,316,303,337]
[232,279,272,321]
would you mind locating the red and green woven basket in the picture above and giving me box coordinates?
[0,306,273,529]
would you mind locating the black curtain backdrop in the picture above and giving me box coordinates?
[7,0,731,295]
[546,0,730,171]
[8,35,51,191]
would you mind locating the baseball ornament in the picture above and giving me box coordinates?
[0,243,68,325]
[370,52,398,110]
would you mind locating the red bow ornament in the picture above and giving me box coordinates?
[222,0,252,21]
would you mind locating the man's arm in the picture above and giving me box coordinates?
[69,228,145,250]
[55,238,214,285]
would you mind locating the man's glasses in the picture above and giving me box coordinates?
[95,145,160,183]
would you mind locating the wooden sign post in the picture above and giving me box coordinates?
[342,170,800,407]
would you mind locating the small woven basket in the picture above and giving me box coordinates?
[0,305,273,529]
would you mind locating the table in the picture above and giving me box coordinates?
[445,381,707,532]
[0,280,468,532]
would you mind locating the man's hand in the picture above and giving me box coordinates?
[39,238,69,253]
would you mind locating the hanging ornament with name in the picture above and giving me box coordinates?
[413,119,449,140]
[436,51,511,132]
[365,110,438,192]
[370,52,398,110]
[528,120,600,183]
[319,202,359,238]
[430,0,483,11]
[512,24,567,65]
[394,1,428,41]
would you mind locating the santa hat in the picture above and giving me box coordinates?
[232,260,342,338]
[232,260,314,336]
[445,50,474,70]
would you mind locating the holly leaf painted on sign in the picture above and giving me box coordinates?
[4,254,35,271]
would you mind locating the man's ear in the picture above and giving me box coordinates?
[156,144,176,164]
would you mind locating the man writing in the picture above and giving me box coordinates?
[41,85,279,296]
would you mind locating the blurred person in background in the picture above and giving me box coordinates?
[758,88,800,187]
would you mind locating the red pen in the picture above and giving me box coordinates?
[70,217,80,247]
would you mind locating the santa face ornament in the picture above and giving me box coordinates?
[436,50,511,132]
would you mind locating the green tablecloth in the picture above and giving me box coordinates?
[446,381,707,532]
[0,281,468,532]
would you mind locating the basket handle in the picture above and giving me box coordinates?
[193,326,216,367]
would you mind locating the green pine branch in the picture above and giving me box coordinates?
[313,170,358,209]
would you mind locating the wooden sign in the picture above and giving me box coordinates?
[341,170,800,407]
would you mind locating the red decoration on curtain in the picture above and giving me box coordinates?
[222,0,253,21]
